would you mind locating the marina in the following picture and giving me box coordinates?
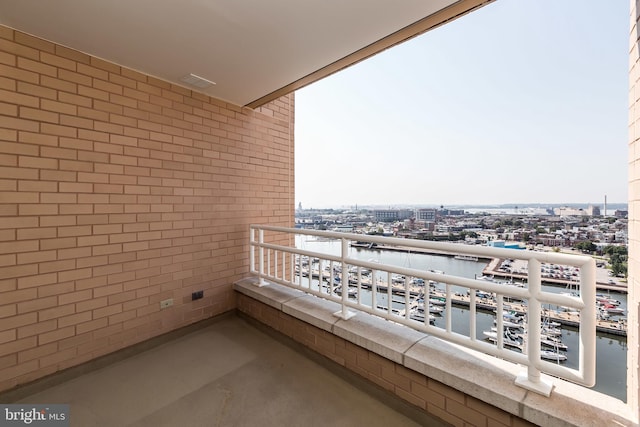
[297,260,628,336]
[295,236,628,401]
[351,242,627,292]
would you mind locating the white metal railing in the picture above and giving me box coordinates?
[249,225,596,396]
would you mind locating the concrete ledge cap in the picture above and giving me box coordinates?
[405,336,525,416]
[234,278,305,310]
[282,295,342,332]
[333,313,426,364]
[521,376,633,427]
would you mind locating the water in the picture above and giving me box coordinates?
[295,236,627,401]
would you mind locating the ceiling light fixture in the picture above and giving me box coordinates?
[180,73,216,89]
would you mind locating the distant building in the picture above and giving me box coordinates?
[438,209,465,216]
[374,210,398,222]
[554,207,587,217]
[587,205,601,216]
[487,240,524,249]
[487,240,505,248]
[615,210,628,218]
[374,209,412,222]
[415,208,436,222]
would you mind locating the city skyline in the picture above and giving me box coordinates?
[295,0,629,209]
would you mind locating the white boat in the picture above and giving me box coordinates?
[602,305,625,315]
[483,330,522,349]
[540,350,567,362]
[416,302,443,314]
[494,316,523,329]
[542,320,562,328]
[496,328,568,351]
[540,327,562,337]
[500,320,523,329]
[470,289,493,299]
[410,310,436,324]
[540,338,568,351]
[332,286,357,297]
[391,274,405,284]
[596,294,621,306]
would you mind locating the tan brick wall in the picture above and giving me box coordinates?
[0,26,294,391]
[236,293,535,427]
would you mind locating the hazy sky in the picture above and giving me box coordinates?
[295,0,629,209]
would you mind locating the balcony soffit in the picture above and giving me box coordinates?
[0,0,491,108]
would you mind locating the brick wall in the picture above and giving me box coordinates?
[0,26,294,392]
[236,293,535,427]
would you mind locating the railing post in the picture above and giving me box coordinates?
[257,228,268,287]
[515,258,552,396]
[580,258,597,387]
[250,226,255,273]
[333,237,355,320]
[496,295,504,349]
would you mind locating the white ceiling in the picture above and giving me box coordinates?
[0,0,489,107]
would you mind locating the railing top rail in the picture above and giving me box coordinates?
[251,225,594,267]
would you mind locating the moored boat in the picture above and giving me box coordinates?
[540,350,567,362]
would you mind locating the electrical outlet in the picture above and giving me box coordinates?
[192,290,204,301]
[160,298,173,309]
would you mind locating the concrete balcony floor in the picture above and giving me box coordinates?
[4,313,446,426]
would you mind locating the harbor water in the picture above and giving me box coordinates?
[295,236,627,401]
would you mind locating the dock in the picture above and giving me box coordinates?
[428,289,627,337]
[296,264,628,337]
